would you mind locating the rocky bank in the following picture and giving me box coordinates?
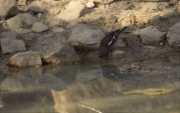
[0,0,180,68]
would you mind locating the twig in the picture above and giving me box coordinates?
[78,103,102,113]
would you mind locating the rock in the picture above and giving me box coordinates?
[68,23,105,50]
[140,2,158,13]
[103,24,114,32]
[121,17,132,27]
[161,9,175,17]
[1,31,17,39]
[148,14,160,24]
[20,13,38,26]
[86,1,95,8]
[18,0,26,6]
[31,22,48,33]
[169,55,180,64]
[103,15,117,24]
[52,27,65,33]
[49,19,67,27]
[133,26,166,44]
[158,2,168,10]
[112,49,125,58]
[168,0,178,5]
[116,39,126,48]
[91,0,114,4]
[8,51,42,68]
[0,0,18,20]
[13,28,32,34]
[5,14,25,30]
[166,21,180,48]
[55,1,86,21]
[34,33,80,64]
[1,38,26,54]
[49,7,60,15]
[22,33,36,41]
[27,1,44,13]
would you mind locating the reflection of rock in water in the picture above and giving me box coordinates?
[39,64,79,91]
[42,64,79,85]
[1,64,79,91]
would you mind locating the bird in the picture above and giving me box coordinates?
[99,26,128,58]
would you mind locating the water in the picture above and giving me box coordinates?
[0,53,180,113]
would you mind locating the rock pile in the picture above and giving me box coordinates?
[0,0,180,68]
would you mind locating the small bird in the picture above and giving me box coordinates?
[99,27,128,58]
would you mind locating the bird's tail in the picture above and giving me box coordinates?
[118,26,128,34]
[99,46,108,58]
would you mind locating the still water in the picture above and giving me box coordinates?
[0,53,180,113]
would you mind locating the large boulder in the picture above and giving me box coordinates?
[133,26,166,44]
[167,21,180,48]
[34,33,80,64]
[5,14,26,30]
[68,24,105,50]
[8,51,42,68]
[0,0,18,20]
[55,1,86,21]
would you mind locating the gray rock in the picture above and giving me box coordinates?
[112,49,125,58]
[0,0,18,20]
[167,21,180,48]
[1,31,17,39]
[116,39,126,48]
[49,19,67,27]
[8,51,42,68]
[103,24,113,32]
[34,33,80,64]
[55,1,86,21]
[52,27,69,37]
[18,0,27,6]
[22,33,36,41]
[161,9,175,17]
[5,14,26,30]
[133,26,166,44]
[28,6,43,13]
[1,38,26,54]
[52,27,65,33]
[20,13,38,26]
[68,23,105,50]
[13,28,32,34]
[91,0,114,4]
[168,0,178,5]
[31,22,48,32]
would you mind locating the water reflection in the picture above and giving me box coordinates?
[0,54,179,113]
